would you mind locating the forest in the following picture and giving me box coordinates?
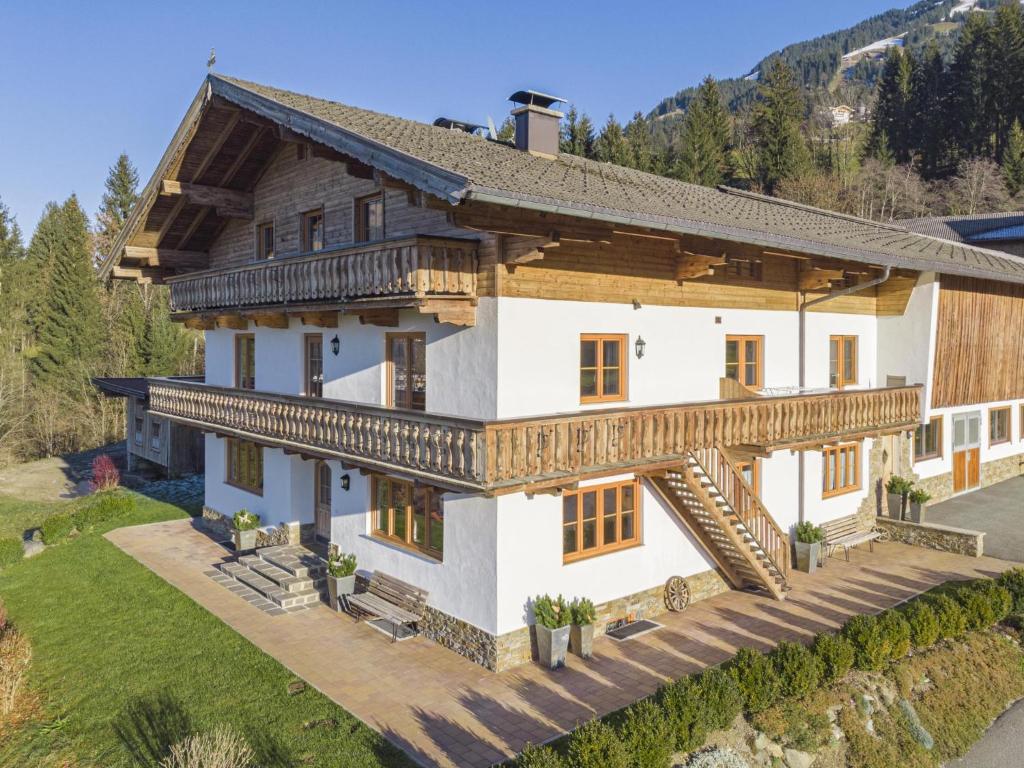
[0,156,200,467]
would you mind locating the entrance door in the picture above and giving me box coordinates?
[952,412,981,493]
[314,461,331,541]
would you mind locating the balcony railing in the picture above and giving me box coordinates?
[167,235,478,313]
[149,379,922,493]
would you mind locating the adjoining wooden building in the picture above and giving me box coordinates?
[901,212,1024,259]
[92,376,205,477]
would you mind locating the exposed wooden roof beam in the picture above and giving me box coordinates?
[155,195,189,248]
[124,246,208,268]
[112,265,168,283]
[190,111,241,183]
[315,144,374,178]
[675,252,727,283]
[799,267,846,291]
[218,125,267,188]
[175,207,211,250]
[161,180,253,220]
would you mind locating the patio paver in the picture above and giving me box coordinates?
[106,518,1016,768]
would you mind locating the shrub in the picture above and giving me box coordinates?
[0,624,32,717]
[0,538,22,569]
[975,581,1012,624]
[532,594,570,629]
[908,488,932,505]
[878,609,911,660]
[927,594,967,639]
[997,568,1024,615]
[327,551,356,578]
[232,509,260,532]
[729,648,781,713]
[656,677,706,752]
[772,640,822,699]
[565,718,628,768]
[953,581,1008,630]
[812,632,854,684]
[41,513,75,545]
[696,666,743,730]
[569,597,596,626]
[886,475,913,495]
[843,614,890,671]
[89,453,120,492]
[794,521,823,544]
[619,698,673,768]
[902,600,940,649]
[161,725,254,768]
[516,743,564,768]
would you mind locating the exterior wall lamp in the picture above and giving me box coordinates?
[330,335,340,356]
[635,336,646,359]
[340,473,350,491]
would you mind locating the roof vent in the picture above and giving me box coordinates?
[508,90,566,158]
[433,117,488,136]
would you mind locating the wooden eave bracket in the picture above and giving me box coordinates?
[799,266,846,291]
[294,310,339,328]
[160,179,254,220]
[675,251,727,283]
[123,245,209,268]
[247,311,289,329]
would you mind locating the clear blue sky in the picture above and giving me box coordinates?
[0,0,899,237]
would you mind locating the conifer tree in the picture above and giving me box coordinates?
[594,115,629,166]
[94,153,139,260]
[1004,119,1024,198]
[950,11,994,158]
[672,76,732,187]
[987,2,1024,159]
[495,117,515,143]
[624,112,653,171]
[0,198,24,267]
[141,289,189,375]
[560,107,595,158]
[29,196,104,390]
[751,60,809,194]
[870,47,916,164]
[912,45,949,178]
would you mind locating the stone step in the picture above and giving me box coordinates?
[217,559,325,608]
[240,555,320,594]
[258,545,326,579]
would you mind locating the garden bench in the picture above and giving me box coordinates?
[346,571,428,642]
[822,514,884,562]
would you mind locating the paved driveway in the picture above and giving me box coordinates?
[927,476,1024,562]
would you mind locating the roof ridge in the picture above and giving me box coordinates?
[718,185,911,232]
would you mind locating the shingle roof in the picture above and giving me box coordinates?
[899,212,1024,244]
[127,74,1024,284]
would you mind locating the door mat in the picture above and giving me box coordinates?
[606,619,662,641]
[367,618,418,641]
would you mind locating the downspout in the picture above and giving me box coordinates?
[796,265,892,523]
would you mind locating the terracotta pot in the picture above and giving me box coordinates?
[534,624,570,670]
[570,623,594,659]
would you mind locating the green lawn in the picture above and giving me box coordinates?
[0,492,412,768]
[0,493,68,539]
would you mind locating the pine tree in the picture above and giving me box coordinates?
[0,198,24,267]
[140,289,189,375]
[560,107,595,158]
[624,112,653,171]
[987,2,1024,159]
[495,117,515,143]
[1004,119,1024,197]
[950,11,994,159]
[594,115,629,166]
[751,60,810,194]
[29,196,104,390]
[870,47,916,164]
[672,76,732,187]
[94,153,139,260]
[912,45,949,178]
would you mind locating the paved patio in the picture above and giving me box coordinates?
[106,519,1015,768]
[928,476,1024,562]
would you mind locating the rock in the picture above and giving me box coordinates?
[783,748,815,768]
[29,528,43,542]
[858,694,876,716]
[287,680,306,696]
[865,718,875,736]
[826,705,843,723]
[831,724,844,742]
[22,539,44,559]
[899,698,934,750]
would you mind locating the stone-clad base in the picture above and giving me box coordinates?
[201,506,303,547]
[874,518,985,558]
[914,453,1024,505]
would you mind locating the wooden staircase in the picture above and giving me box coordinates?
[649,446,791,600]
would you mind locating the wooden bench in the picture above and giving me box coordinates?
[822,515,884,562]
[346,571,428,642]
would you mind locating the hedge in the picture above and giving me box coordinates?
[515,573,1021,768]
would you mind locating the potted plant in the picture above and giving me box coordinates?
[569,597,597,660]
[232,509,260,552]
[794,521,824,574]
[532,594,571,670]
[326,550,357,610]
[886,476,913,520]
[908,488,932,524]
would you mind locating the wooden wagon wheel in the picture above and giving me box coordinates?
[665,576,690,612]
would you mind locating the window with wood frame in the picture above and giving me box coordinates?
[914,416,943,461]
[562,478,641,562]
[304,334,323,398]
[355,192,385,243]
[257,221,274,260]
[301,208,324,252]
[234,334,255,390]
[735,459,761,495]
[226,438,263,495]
[829,335,858,389]
[134,416,144,446]
[150,421,162,452]
[386,333,426,410]
[724,335,763,390]
[823,443,860,498]
[371,475,443,559]
[990,406,1011,446]
[580,334,627,403]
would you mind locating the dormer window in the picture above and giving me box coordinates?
[301,208,324,252]
[355,192,384,243]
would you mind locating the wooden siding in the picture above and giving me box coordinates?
[932,275,1024,408]
[127,397,204,477]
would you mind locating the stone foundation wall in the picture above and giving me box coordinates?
[875,518,985,558]
[201,505,303,547]
[914,453,1024,505]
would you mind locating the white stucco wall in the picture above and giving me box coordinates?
[876,273,937,408]
[914,400,1024,481]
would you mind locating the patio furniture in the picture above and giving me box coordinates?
[346,571,428,642]
[822,514,884,562]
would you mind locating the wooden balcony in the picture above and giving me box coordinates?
[148,379,922,494]
[166,235,478,326]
